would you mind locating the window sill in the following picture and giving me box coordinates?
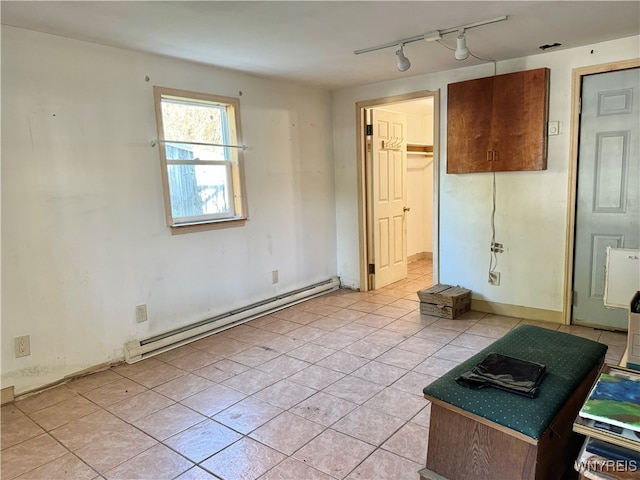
[170,217,247,235]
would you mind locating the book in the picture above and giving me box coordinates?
[575,435,640,479]
[573,415,640,453]
[585,437,640,463]
[579,368,640,433]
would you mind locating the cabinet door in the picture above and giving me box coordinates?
[446,68,549,174]
[447,75,494,173]
[491,68,549,172]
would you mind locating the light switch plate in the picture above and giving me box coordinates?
[135,304,148,323]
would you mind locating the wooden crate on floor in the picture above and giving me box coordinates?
[418,284,471,319]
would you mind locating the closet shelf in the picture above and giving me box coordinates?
[407,144,433,156]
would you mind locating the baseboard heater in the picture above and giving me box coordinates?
[124,276,340,363]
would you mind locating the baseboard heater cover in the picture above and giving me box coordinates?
[124,276,340,363]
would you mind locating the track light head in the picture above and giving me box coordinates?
[454,31,469,60]
[395,44,411,72]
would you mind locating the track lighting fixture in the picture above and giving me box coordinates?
[395,44,411,72]
[354,15,507,71]
[454,31,469,61]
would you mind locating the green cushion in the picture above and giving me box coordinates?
[422,324,607,440]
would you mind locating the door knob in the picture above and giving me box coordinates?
[403,206,411,212]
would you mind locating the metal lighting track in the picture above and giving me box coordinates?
[354,15,508,55]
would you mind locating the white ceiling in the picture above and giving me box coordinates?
[2,1,639,90]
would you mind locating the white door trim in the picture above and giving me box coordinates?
[355,90,440,292]
[563,58,640,325]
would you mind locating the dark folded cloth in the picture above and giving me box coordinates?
[455,352,546,398]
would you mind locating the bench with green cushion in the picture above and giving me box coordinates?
[421,324,607,480]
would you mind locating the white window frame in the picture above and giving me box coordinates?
[153,86,247,233]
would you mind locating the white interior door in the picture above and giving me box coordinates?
[573,67,640,329]
[370,108,408,289]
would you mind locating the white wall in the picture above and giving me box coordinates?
[333,37,640,313]
[1,26,337,394]
[405,110,434,257]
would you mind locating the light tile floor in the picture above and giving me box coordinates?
[1,259,628,480]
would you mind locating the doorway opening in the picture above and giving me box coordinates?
[356,90,440,292]
[565,59,640,329]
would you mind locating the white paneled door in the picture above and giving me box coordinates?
[573,68,640,329]
[370,109,408,289]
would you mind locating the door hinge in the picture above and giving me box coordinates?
[578,97,582,115]
[572,290,577,306]
[366,124,373,136]
[368,263,375,274]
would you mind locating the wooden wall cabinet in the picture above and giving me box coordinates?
[447,67,550,173]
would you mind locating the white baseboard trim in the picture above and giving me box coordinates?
[1,386,15,405]
[408,252,433,263]
[471,299,564,324]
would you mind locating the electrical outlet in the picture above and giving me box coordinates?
[15,335,31,358]
[135,304,148,323]
[489,272,501,286]
[272,270,279,284]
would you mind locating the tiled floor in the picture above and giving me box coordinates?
[1,259,628,480]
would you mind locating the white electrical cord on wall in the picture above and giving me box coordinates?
[487,63,499,282]
[488,172,498,281]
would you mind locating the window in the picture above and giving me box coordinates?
[153,86,247,232]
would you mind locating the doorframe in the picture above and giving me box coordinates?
[356,90,440,292]
[563,58,640,325]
